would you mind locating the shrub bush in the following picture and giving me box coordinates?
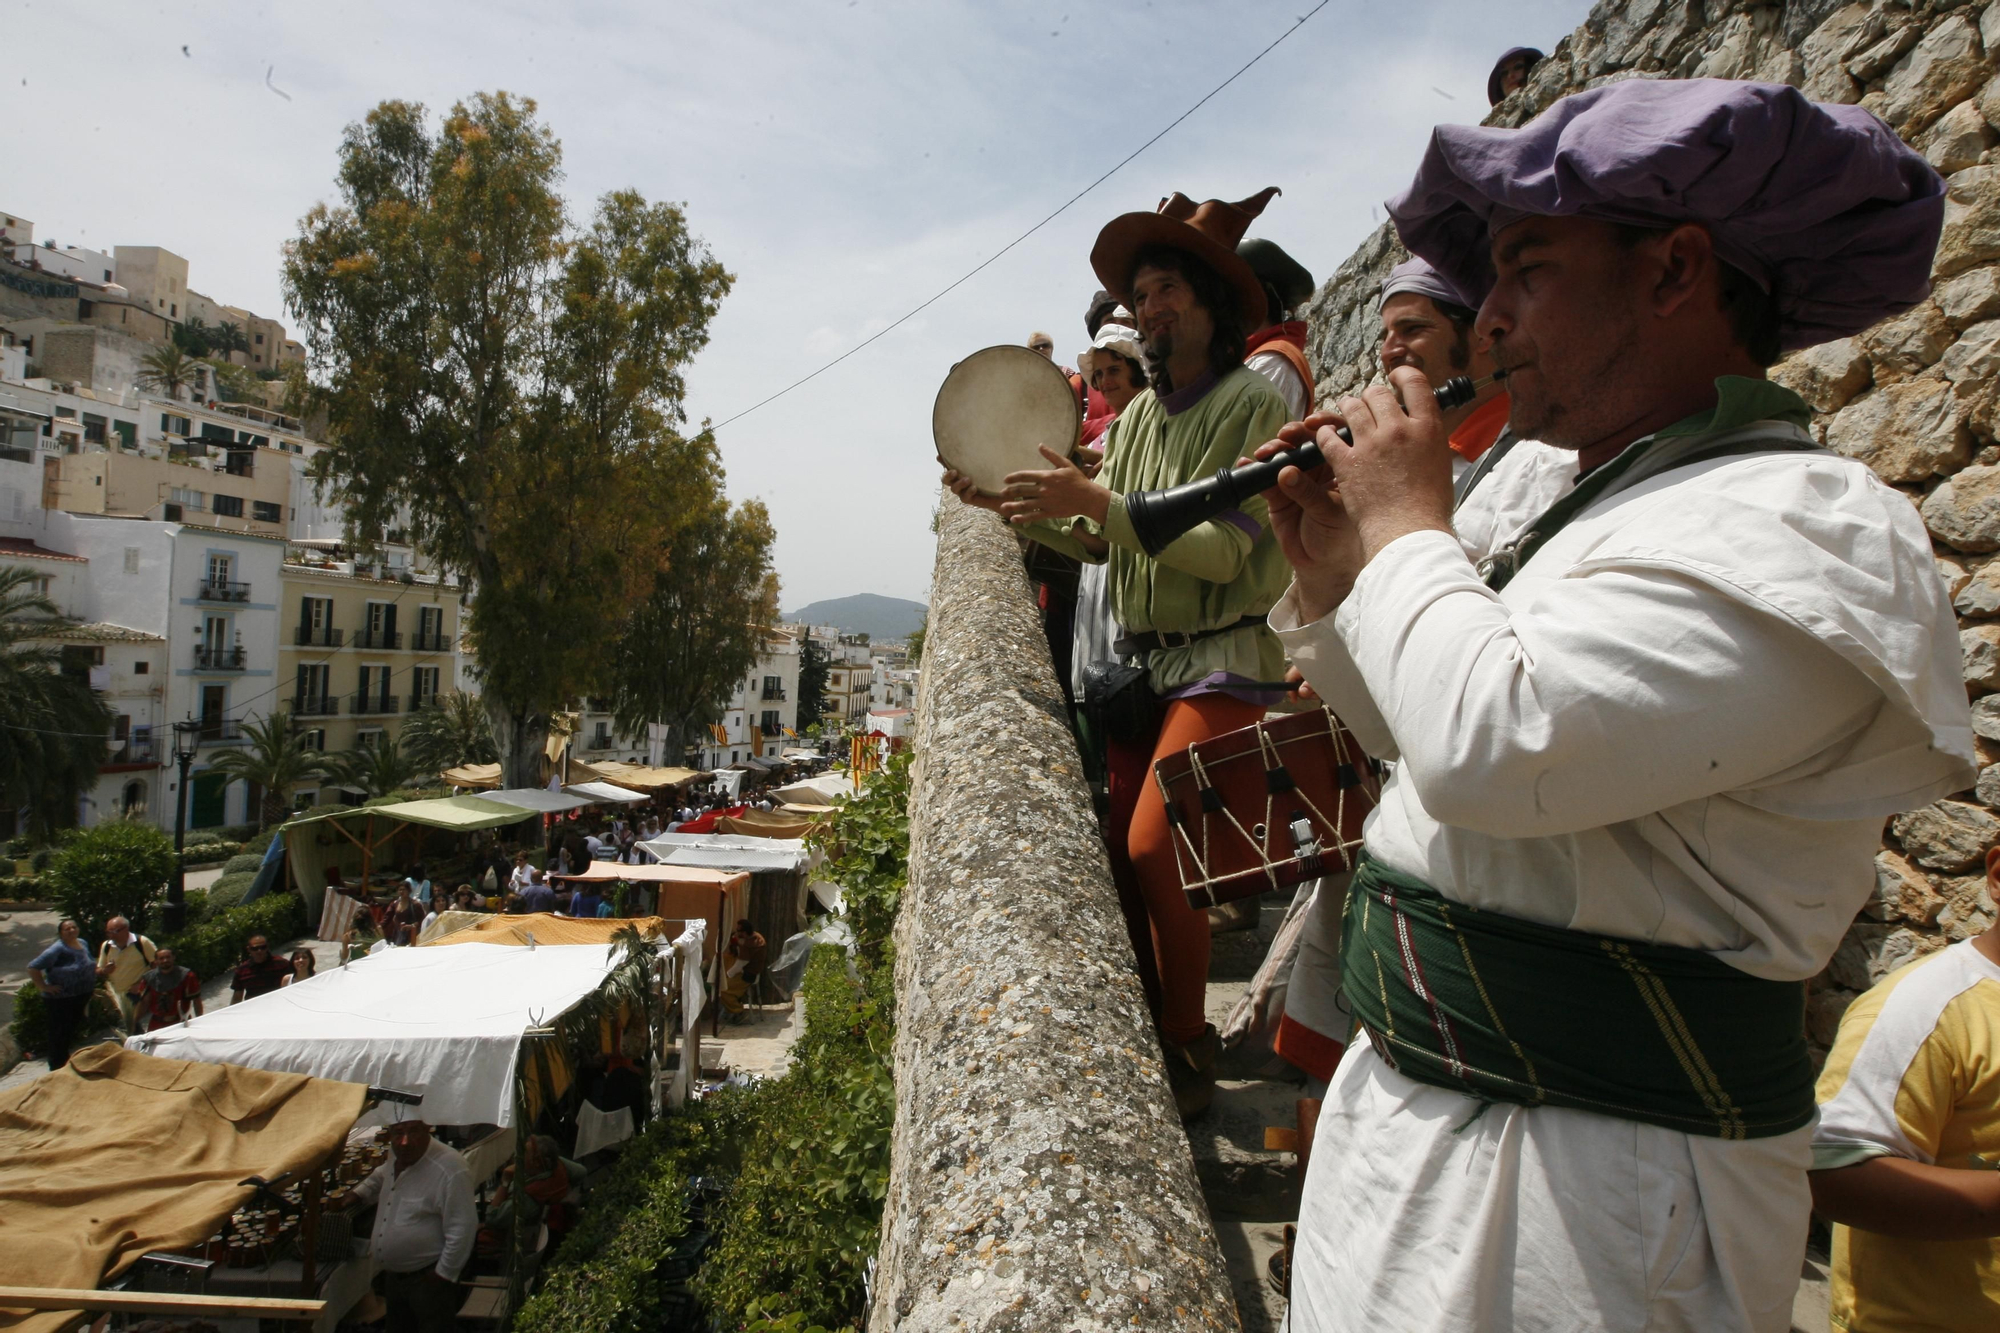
[46,822,176,933]
[159,891,308,984]
[247,829,277,855]
[805,750,910,969]
[29,848,53,872]
[9,984,122,1060]
[221,853,265,876]
[524,750,910,1333]
[517,947,893,1333]
[204,875,255,915]
[696,947,894,1329]
[184,831,226,848]
[0,875,48,901]
[181,840,242,866]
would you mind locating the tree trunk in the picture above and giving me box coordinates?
[487,697,550,790]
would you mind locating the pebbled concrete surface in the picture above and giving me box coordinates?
[869,497,1239,1332]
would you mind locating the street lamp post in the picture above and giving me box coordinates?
[167,717,201,934]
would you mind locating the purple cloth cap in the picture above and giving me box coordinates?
[1387,78,1945,352]
[1378,257,1473,313]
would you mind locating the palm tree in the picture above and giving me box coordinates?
[326,735,418,800]
[400,692,498,776]
[0,567,114,839]
[203,710,329,830]
[213,321,250,361]
[136,344,203,401]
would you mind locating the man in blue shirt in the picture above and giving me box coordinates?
[28,919,100,1070]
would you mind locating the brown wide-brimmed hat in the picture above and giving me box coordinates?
[1090,187,1281,329]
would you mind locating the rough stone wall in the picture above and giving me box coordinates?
[869,495,1239,1331]
[1301,0,2000,1056]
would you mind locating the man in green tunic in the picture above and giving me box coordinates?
[944,189,1294,1116]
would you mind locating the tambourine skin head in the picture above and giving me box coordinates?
[933,345,1083,496]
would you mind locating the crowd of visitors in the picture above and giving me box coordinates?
[16,755,829,1075]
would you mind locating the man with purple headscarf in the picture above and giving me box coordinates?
[1256,79,1974,1331]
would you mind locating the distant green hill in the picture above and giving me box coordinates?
[783,593,928,641]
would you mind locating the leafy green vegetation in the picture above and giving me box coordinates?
[0,567,115,840]
[46,821,176,934]
[805,750,911,972]
[519,751,911,1331]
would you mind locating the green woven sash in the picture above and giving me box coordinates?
[1341,858,1815,1139]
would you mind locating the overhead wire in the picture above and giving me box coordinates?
[706,0,1333,433]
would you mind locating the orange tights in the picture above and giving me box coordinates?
[1108,693,1268,1045]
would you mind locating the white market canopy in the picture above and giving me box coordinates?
[564,781,648,805]
[481,787,595,814]
[771,772,861,806]
[641,833,810,874]
[126,943,623,1126]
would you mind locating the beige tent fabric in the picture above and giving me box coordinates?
[0,1046,366,1332]
[420,912,677,948]
[715,810,820,839]
[440,762,502,789]
[576,760,709,790]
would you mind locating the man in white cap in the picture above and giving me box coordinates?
[1263,78,1969,1330]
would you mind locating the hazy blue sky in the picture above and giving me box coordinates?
[5,0,1589,609]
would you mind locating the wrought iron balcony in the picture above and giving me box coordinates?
[295,626,344,647]
[290,694,341,717]
[411,631,449,653]
[112,736,158,765]
[762,687,788,701]
[409,693,439,713]
[197,579,251,603]
[193,644,246,670]
[354,629,401,650]
[195,717,245,744]
[351,694,401,715]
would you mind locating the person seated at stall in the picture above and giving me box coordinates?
[476,1134,582,1258]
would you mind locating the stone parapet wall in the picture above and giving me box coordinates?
[870,494,1238,1331]
[1301,0,2000,1055]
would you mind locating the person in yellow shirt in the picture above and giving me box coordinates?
[1810,843,2000,1332]
[94,915,156,1033]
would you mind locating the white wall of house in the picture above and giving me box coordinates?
[55,513,285,829]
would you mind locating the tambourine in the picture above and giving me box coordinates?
[932,344,1082,496]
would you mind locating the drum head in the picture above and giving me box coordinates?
[933,345,1082,496]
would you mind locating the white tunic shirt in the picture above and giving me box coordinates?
[355,1138,476,1280]
[1277,425,1973,1332]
